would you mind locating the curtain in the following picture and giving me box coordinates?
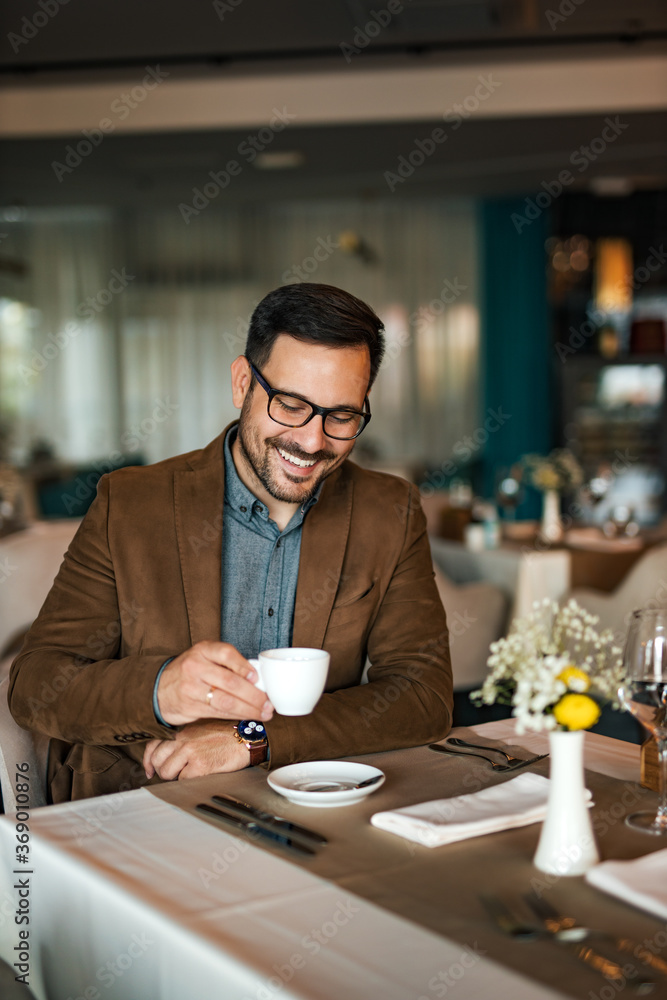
[1,199,480,470]
[479,197,552,509]
[1,209,119,462]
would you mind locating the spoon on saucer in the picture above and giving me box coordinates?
[298,775,384,793]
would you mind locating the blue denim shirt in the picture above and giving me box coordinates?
[220,426,320,657]
[153,427,320,725]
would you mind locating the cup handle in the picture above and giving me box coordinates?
[248,658,265,692]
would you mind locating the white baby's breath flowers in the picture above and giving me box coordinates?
[471,598,624,733]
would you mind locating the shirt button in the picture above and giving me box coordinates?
[267,608,274,617]
[240,505,247,513]
[254,503,262,514]
[276,539,281,548]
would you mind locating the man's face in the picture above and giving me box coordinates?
[232,334,370,505]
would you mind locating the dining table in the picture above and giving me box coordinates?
[0,719,665,1000]
[429,536,572,622]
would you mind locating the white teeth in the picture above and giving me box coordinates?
[278,447,316,468]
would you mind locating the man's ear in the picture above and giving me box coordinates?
[230,356,252,409]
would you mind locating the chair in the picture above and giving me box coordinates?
[430,562,510,728]
[0,520,80,812]
[0,673,48,811]
[0,520,81,660]
[568,542,667,642]
[417,490,451,537]
[430,564,508,693]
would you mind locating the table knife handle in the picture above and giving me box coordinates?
[211,795,327,845]
[195,804,316,856]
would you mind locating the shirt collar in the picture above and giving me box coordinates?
[223,426,322,527]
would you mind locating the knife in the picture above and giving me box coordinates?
[526,891,667,978]
[195,803,318,856]
[211,794,328,846]
[484,894,655,992]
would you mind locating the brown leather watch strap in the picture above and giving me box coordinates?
[248,740,268,766]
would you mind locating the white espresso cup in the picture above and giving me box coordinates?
[249,647,330,716]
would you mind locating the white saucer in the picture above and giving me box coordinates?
[267,761,385,808]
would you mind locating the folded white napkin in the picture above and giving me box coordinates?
[586,849,667,920]
[371,773,574,848]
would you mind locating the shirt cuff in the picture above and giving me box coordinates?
[153,657,178,730]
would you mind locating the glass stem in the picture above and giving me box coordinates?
[657,739,667,829]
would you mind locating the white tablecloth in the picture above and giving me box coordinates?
[0,782,565,1000]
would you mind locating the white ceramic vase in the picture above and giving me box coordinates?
[533,729,599,876]
[539,489,563,544]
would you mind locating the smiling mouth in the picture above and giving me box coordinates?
[276,446,318,470]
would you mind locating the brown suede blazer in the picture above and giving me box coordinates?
[9,424,452,802]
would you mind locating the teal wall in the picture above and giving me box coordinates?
[479,198,553,513]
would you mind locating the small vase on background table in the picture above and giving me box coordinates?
[539,489,563,544]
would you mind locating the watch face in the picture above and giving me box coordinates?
[237,720,266,743]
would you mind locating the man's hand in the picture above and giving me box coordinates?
[156,640,273,727]
[143,720,250,780]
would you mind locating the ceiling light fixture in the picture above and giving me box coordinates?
[589,176,634,197]
[253,151,305,170]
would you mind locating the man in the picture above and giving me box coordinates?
[9,283,452,802]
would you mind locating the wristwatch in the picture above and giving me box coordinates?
[233,720,269,766]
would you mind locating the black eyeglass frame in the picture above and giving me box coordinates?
[247,360,371,440]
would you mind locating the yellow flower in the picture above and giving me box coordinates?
[553,694,601,731]
[536,468,561,490]
[557,665,590,693]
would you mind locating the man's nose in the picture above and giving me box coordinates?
[291,414,328,454]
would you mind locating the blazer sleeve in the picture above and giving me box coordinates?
[8,476,178,746]
[262,484,453,767]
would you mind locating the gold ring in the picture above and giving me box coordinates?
[206,686,215,705]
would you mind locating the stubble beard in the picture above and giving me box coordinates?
[236,406,346,504]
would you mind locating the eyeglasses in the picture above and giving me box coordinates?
[248,361,371,440]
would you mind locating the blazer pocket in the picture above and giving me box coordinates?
[64,744,122,774]
[328,581,377,628]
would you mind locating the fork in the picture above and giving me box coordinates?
[482,894,655,992]
[428,744,549,771]
[447,737,548,765]
[525,893,667,978]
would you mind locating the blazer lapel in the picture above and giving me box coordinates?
[293,465,353,649]
[174,430,227,645]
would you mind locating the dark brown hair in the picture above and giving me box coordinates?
[245,283,385,388]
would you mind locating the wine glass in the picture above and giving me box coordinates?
[581,467,613,510]
[618,607,667,834]
[602,504,635,538]
[495,466,524,521]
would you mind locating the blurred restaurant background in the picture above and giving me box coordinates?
[0,0,666,729]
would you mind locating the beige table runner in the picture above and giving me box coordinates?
[150,729,667,1000]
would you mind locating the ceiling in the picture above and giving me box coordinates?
[2,0,667,73]
[0,0,666,207]
[1,110,665,208]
